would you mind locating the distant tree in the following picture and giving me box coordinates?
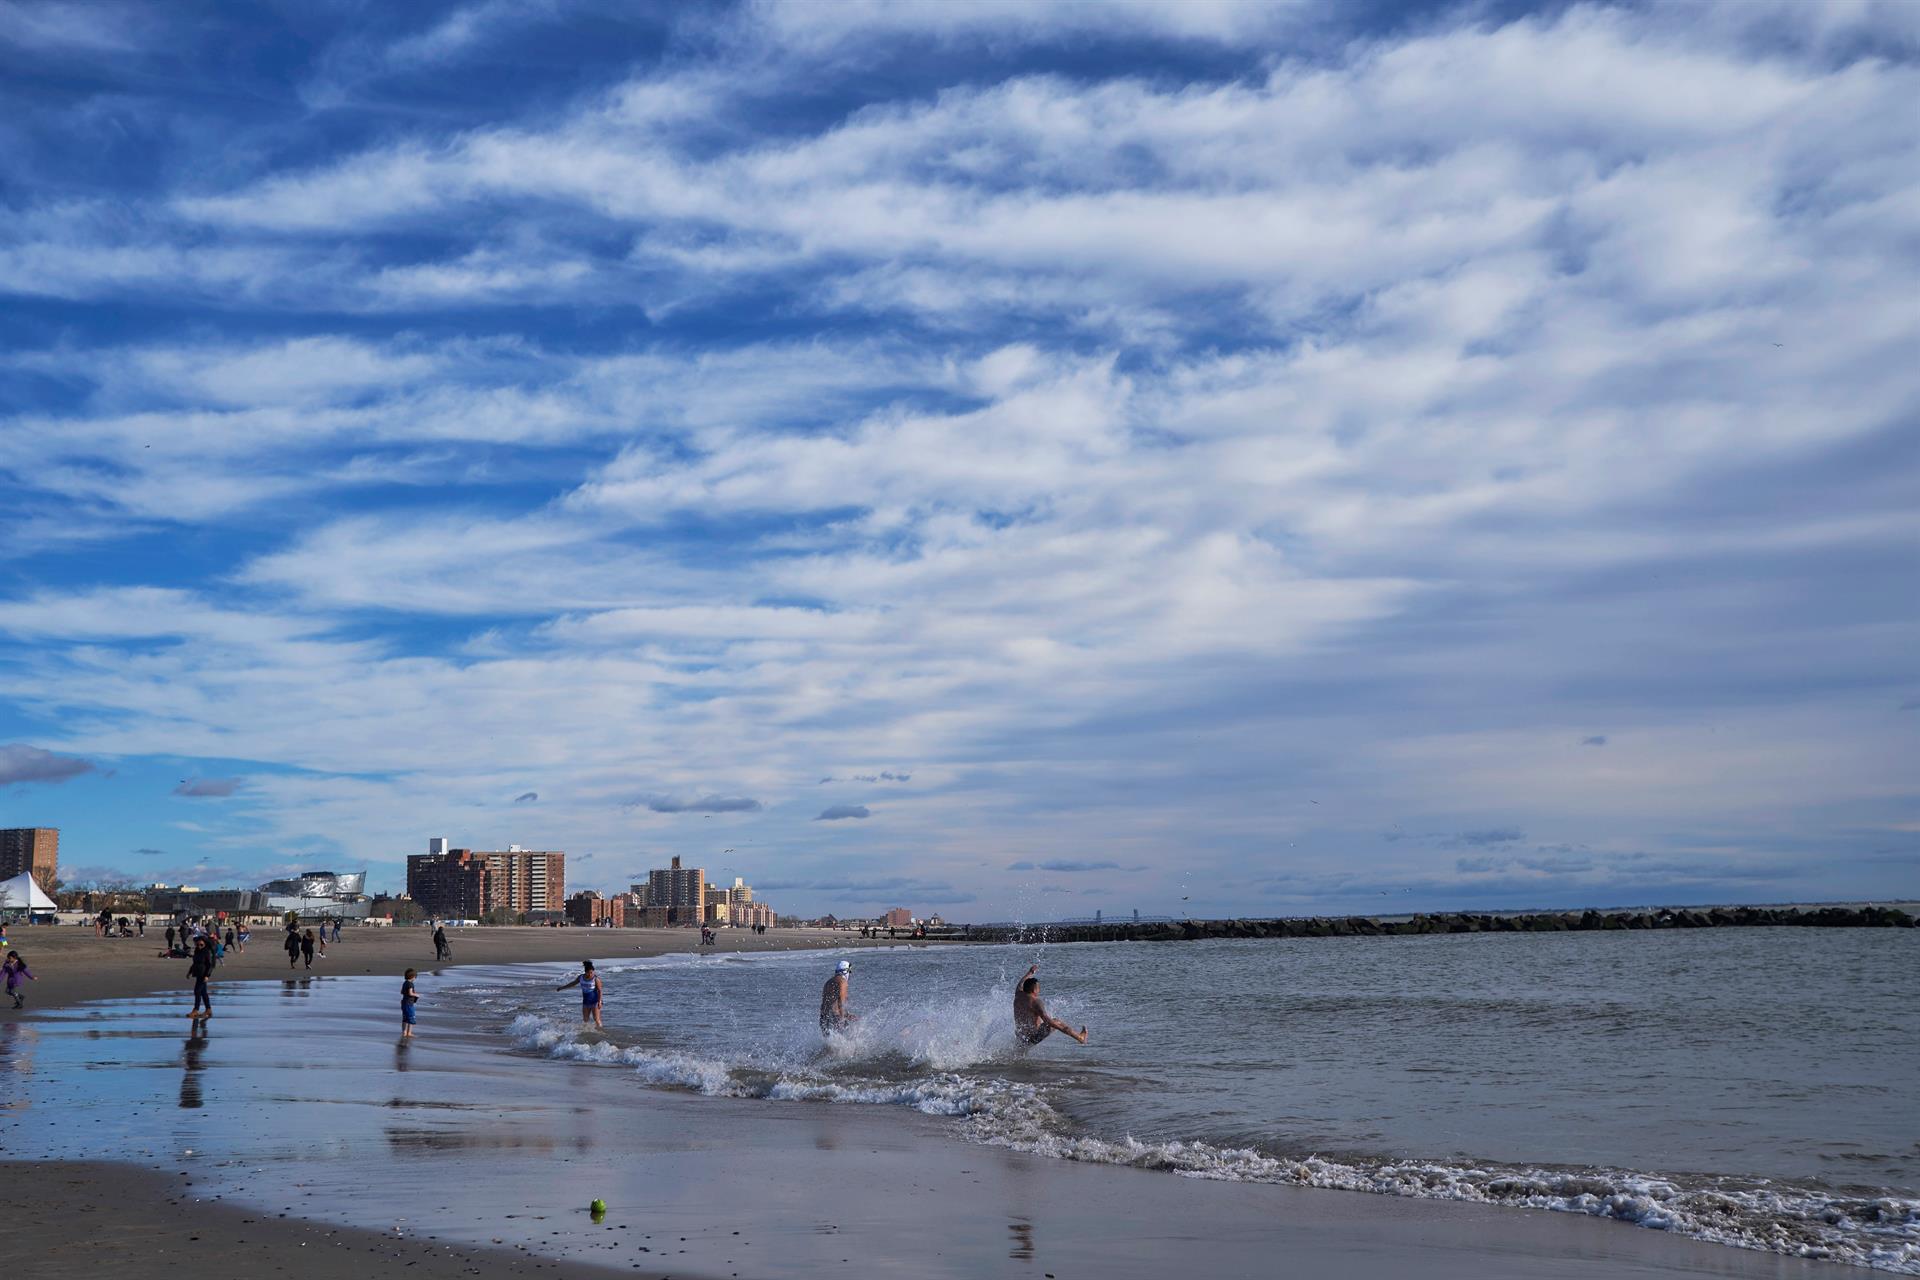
[372,894,423,923]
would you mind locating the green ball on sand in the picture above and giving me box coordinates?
[590,1199,607,1215]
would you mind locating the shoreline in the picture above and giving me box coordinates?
[1,948,1888,1278]
[0,923,950,1014]
[3,972,1868,1280]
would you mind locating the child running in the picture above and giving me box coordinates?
[555,960,605,1029]
[4,952,33,1009]
[187,936,214,1020]
[400,968,419,1037]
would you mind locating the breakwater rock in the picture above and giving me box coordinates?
[974,904,1914,946]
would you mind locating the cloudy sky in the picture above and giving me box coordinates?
[1,0,1914,919]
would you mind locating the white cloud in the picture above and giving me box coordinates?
[0,3,1913,912]
[744,0,1314,50]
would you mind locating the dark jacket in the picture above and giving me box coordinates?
[188,950,214,980]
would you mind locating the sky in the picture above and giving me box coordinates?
[0,0,1915,921]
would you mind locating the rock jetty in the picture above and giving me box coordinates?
[972,903,1914,946]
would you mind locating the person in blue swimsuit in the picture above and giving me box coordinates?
[556,960,604,1029]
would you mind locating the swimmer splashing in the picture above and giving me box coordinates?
[819,959,856,1037]
[1014,964,1088,1045]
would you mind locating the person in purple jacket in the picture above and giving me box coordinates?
[6,951,37,1009]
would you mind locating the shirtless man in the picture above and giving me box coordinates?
[819,959,855,1036]
[1014,964,1087,1045]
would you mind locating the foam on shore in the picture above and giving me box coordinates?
[504,1008,1920,1274]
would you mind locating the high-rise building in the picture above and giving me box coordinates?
[407,846,488,919]
[0,828,58,884]
[475,847,565,914]
[407,843,566,917]
[647,856,706,925]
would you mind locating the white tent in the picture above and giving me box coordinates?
[0,872,57,913]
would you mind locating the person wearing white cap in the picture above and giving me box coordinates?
[820,959,856,1037]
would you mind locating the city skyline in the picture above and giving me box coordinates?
[1,3,1915,921]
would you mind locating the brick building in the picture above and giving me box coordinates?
[647,856,706,925]
[406,847,488,919]
[407,842,566,918]
[480,848,565,914]
[0,828,59,884]
[565,890,633,927]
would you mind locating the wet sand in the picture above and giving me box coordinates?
[10,1160,642,1280]
[0,949,1869,1279]
[0,922,938,1012]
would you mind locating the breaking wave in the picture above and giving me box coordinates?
[503,1011,1919,1273]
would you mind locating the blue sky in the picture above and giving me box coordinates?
[1,0,1915,919]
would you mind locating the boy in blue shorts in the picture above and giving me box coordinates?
[401,968,419,1037]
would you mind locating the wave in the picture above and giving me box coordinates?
[973,1126,1920,1274]
[504,1010,1920,1274]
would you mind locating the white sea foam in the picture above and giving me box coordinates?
[502,1009,1920,1274]
[963,1119,1920,1274]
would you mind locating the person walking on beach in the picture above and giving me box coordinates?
[188,936,215,1020]
[433,925,451,962]
[300,928,316,970]
[236,923,249,953]
[4,952,34,1009]
[820,959,856,1037]
[284,926,302,970]
[556,960,605,1029]
[315,926,328,960]
[400,968,420,1037]
[224,926,236,956]
[1013,965,1087,1046]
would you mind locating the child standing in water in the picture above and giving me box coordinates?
[400,968,419,1037]
[556,960,605,1029]
[4,952,33,1009]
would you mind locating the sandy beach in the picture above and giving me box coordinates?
[0,922,932,1011]
[0,929,1872,1279]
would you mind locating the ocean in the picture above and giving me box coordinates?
[2,928,1914,1273]
[450,928,1920,1271]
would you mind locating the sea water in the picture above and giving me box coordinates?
[2,927,1914,1271]
[450,928,1919,1271]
